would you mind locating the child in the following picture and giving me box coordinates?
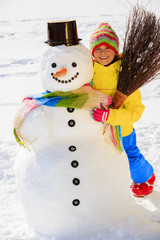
[90,22,155,198]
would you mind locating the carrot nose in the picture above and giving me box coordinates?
[53,68,67,78]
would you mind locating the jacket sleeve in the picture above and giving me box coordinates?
[106,89,145,127]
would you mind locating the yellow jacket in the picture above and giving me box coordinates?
[93,60,145,137]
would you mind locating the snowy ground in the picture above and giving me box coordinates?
[0,0,160,239]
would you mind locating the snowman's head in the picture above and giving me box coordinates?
[40,43,94,92]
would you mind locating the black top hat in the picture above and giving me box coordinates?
[45,20,82,47]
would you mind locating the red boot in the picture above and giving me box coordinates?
[130,173,156,198]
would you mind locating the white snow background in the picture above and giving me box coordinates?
[0,0,160,239]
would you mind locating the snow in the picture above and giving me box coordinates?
[0,0,160,239]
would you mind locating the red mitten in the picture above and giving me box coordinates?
[92,103,110,122]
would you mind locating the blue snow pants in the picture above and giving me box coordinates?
[122,129,154,183]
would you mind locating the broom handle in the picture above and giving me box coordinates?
[111,90,127,109]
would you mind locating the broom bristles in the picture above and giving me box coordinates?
[117,4,160,96]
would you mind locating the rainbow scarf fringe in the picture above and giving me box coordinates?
[110,125,123,153]
[13,84,123,152]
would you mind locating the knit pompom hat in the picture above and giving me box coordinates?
[90,22,119,56]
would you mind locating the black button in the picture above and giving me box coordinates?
[72,199,80,206]
[68,119,75,127]
[73,178,80,185]
[67,108,75,113]
[71,161,79,168]
[69,146,76,152]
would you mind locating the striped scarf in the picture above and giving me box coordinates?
[13,84,123,152]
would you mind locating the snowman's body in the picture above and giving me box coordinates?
[15,43,131,239]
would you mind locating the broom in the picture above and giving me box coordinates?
[111,4,160,109]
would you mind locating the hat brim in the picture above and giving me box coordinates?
[45,38,82,47]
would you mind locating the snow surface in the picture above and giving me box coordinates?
[0,0,160,239]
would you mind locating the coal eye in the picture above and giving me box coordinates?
[72,62,77,67]
[51,63,57,68]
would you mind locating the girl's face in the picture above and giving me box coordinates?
[94,45,116,66]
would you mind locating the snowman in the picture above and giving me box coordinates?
[14,20,131,239]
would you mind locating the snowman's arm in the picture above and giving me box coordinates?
[19,106,49,145]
